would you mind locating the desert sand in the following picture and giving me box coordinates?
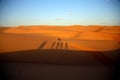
[0,25,120,80]
[0,25,120,52]
[0,25,120,65]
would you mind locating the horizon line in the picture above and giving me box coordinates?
[0,24,120,27]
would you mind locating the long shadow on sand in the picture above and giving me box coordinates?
[51,41,68,49]
[65,42,68,50]
[38,41,47,49]
[56,41,60,49]
[51,41,56,48]
[60,42,63,49]
[0,49,119,65]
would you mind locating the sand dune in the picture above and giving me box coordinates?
[0,25,120,53]
[74,32,120,40]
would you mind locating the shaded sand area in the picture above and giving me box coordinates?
[0,63,119,80]
[0,25,120,80]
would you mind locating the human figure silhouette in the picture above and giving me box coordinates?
[58,38,61,41]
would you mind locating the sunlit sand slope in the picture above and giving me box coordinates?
[0,25,120,53]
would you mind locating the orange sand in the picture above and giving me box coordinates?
[0,25,120,53]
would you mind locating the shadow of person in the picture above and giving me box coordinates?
[65,42,68,50]
[60,42,63,49]
[38,41,47,49]
[56,41,60,49]
[51,41,56,49]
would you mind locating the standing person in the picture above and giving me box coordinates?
[58,38,61,41]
